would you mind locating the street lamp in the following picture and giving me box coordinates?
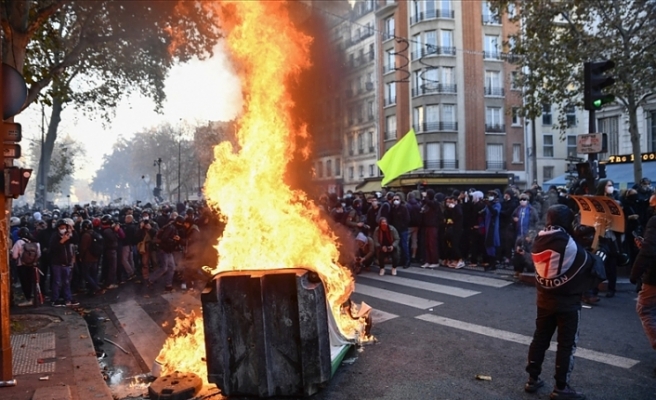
[154,158,162,201]
[178,137,181,204]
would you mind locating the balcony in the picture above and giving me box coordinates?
[412,46,456,59]
[486,161,507,170]
[485,124,506,133]
[424,159,459,169]
[383,63,395,73]
[412,83,457,96]
[414,121,458,132]
[384,131,397,140]
[484,86,505,97]
[358,147,364,154]
[369,146,375,153]
[482,14,501,25]
[384,96,397,106]
[410,9,455,24]
[483,51,501,60]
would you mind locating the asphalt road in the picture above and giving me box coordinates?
[80,266,656,400]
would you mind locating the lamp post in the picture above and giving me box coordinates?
[153,158,162,201]
[177,138,181,204]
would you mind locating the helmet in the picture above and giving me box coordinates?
[10,217,20,227]
[101,214,112,225]
[17,227,31,239]
[545,205,574,234]
[63,218,74,227]
[81,219,93,231]
[56,219,68,228]
[92,217,101,228]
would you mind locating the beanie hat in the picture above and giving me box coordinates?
[355,232,368,243]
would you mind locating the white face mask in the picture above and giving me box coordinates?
[447,203,455,208]
[520,200,528,205]
[393,200,400,206]
[59,228,67,235]
[488,196,495,201]
[606,186,614,195]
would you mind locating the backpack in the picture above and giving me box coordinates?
[88,230,104,258]
[20,241,39,266]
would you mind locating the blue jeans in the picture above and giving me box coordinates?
[149,252,176,286]
[80,261,101,292]
[51,264,73,302]
[637,283,656,350]
[399,230,410,265]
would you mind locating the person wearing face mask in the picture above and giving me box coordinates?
[500,189,519,266]
[388,192,410,268]
[373,217,400,276]
[513,195,540,242]
[345,198,367,236]
[482,190,502,270]
[330,202,348,226]
[48,220,79,307]
[443,197,464,268]
[365,197,381,233]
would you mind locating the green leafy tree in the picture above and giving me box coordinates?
[491,0,656,183]
[0,0,222,206]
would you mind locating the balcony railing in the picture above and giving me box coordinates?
[424,160,459,169]
[412,84,457,96]
[486,161,507,170]
[482,14,501,24]
[383,63,395,73]
[384,96,397,106]
[384,131,397,140]
[483,51,501,60]
[484,86,505,97]
[485,124,506,133]
[410,9,455,24]
[414,121,458,132]
[412,45,456,59]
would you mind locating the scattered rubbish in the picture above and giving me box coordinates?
[39,376,49,381]
[80,335,88,339]
[342,357,357,365]
[104,338,130,354]
[475,374,492,381]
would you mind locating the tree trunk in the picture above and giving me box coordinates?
[41,97,63,196]
[627,91,643,185]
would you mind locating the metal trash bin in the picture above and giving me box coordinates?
[201,269,332,397]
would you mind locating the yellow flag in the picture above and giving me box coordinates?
[376,128,423,187]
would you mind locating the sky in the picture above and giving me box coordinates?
[16,42,243,182]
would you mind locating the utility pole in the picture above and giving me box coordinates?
[177,138,181,204]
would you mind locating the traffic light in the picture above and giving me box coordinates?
[584,60,615,111]
[153,187,161,198]
[3,167,32,199]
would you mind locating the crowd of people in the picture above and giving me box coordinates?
[9,201,222,307]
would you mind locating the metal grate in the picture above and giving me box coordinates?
[11,333,56,375]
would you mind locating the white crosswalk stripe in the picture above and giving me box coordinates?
[355,283,444,309]
[362,273,481,298]
[403,268,513,288]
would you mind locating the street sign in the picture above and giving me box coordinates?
[1,122,21,142]
[577,133,603,154]
[3,144,20,159]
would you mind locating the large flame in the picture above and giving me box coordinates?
[156,0,366,383]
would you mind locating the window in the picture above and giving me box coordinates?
[512,143,522,163]
[412,33,421,59]
[384,16,395,40]
[650,111,656,152]
[367,131,374,151]
[326,160,332,177]
[348,135,355,155]
[414,106,424,130]
[486,107,503,126]
[440,30,453,54]
[423,68,439,91]
[369,164,375,177]
[567,136,577,158]
[486,144,504,170]
[442,104,456,128]
[484,35,500,59]
[485,70,502,95]
[426,104,439,130]
[426,143,441,169]
[358,165,365,178]
[565,104,576,127]
[425,30,437,55]
[598,116,620,157]
[443,142,456,168]
[385,115,397,140]
[348,166,354,180]
[543,135,554,157]
[385,82,396,105]
[335,158,341,176]
[510,71,520,90]
[543,166,554,181]
[442,66,455,86]
[507,3,516,17]
[357,133,364,153]
[369,43,374,60]
[542,104,552,125]
[482,2,500,24]
[317,161,324,178]
[425,0,436,18]
[385,50,395,72]
[367,100,374,119]
[511,107,521,126]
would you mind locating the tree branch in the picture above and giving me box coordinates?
[26,0,69,37]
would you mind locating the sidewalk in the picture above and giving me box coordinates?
[2,306,113,400]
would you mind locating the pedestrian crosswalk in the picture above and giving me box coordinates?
[106,267,640,377]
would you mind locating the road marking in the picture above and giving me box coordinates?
[370,309,398,324]
[416,314,640,369]
[111,299,169,372]
[161,291,202,312]
[403,268,513,288]
[355,283,443,309]
[362,274,480,298]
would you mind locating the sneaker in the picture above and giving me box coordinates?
[17,300,33,307]
[420,263,430,269]
[429,264,439,269]
[66,300,80,307]
[455,261,465,269]
[379,268,385,276]
[391,268,397,276]
[107,284,119,290]
[524,377,544,393]
[181,283,187,290]
[52,301,65,307]
[550,384,585,399]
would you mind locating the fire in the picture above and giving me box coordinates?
[156,0,367,384]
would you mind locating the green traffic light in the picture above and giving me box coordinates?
[593,99,602,108]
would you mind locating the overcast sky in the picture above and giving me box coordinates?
[16,42,243,181]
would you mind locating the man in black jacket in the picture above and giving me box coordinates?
[49,220,78,307]
[631,194,656,375]
[525,205,597,400]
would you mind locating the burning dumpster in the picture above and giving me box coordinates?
[201,269,335,397]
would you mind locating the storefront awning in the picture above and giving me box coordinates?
[355,179,382,193]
